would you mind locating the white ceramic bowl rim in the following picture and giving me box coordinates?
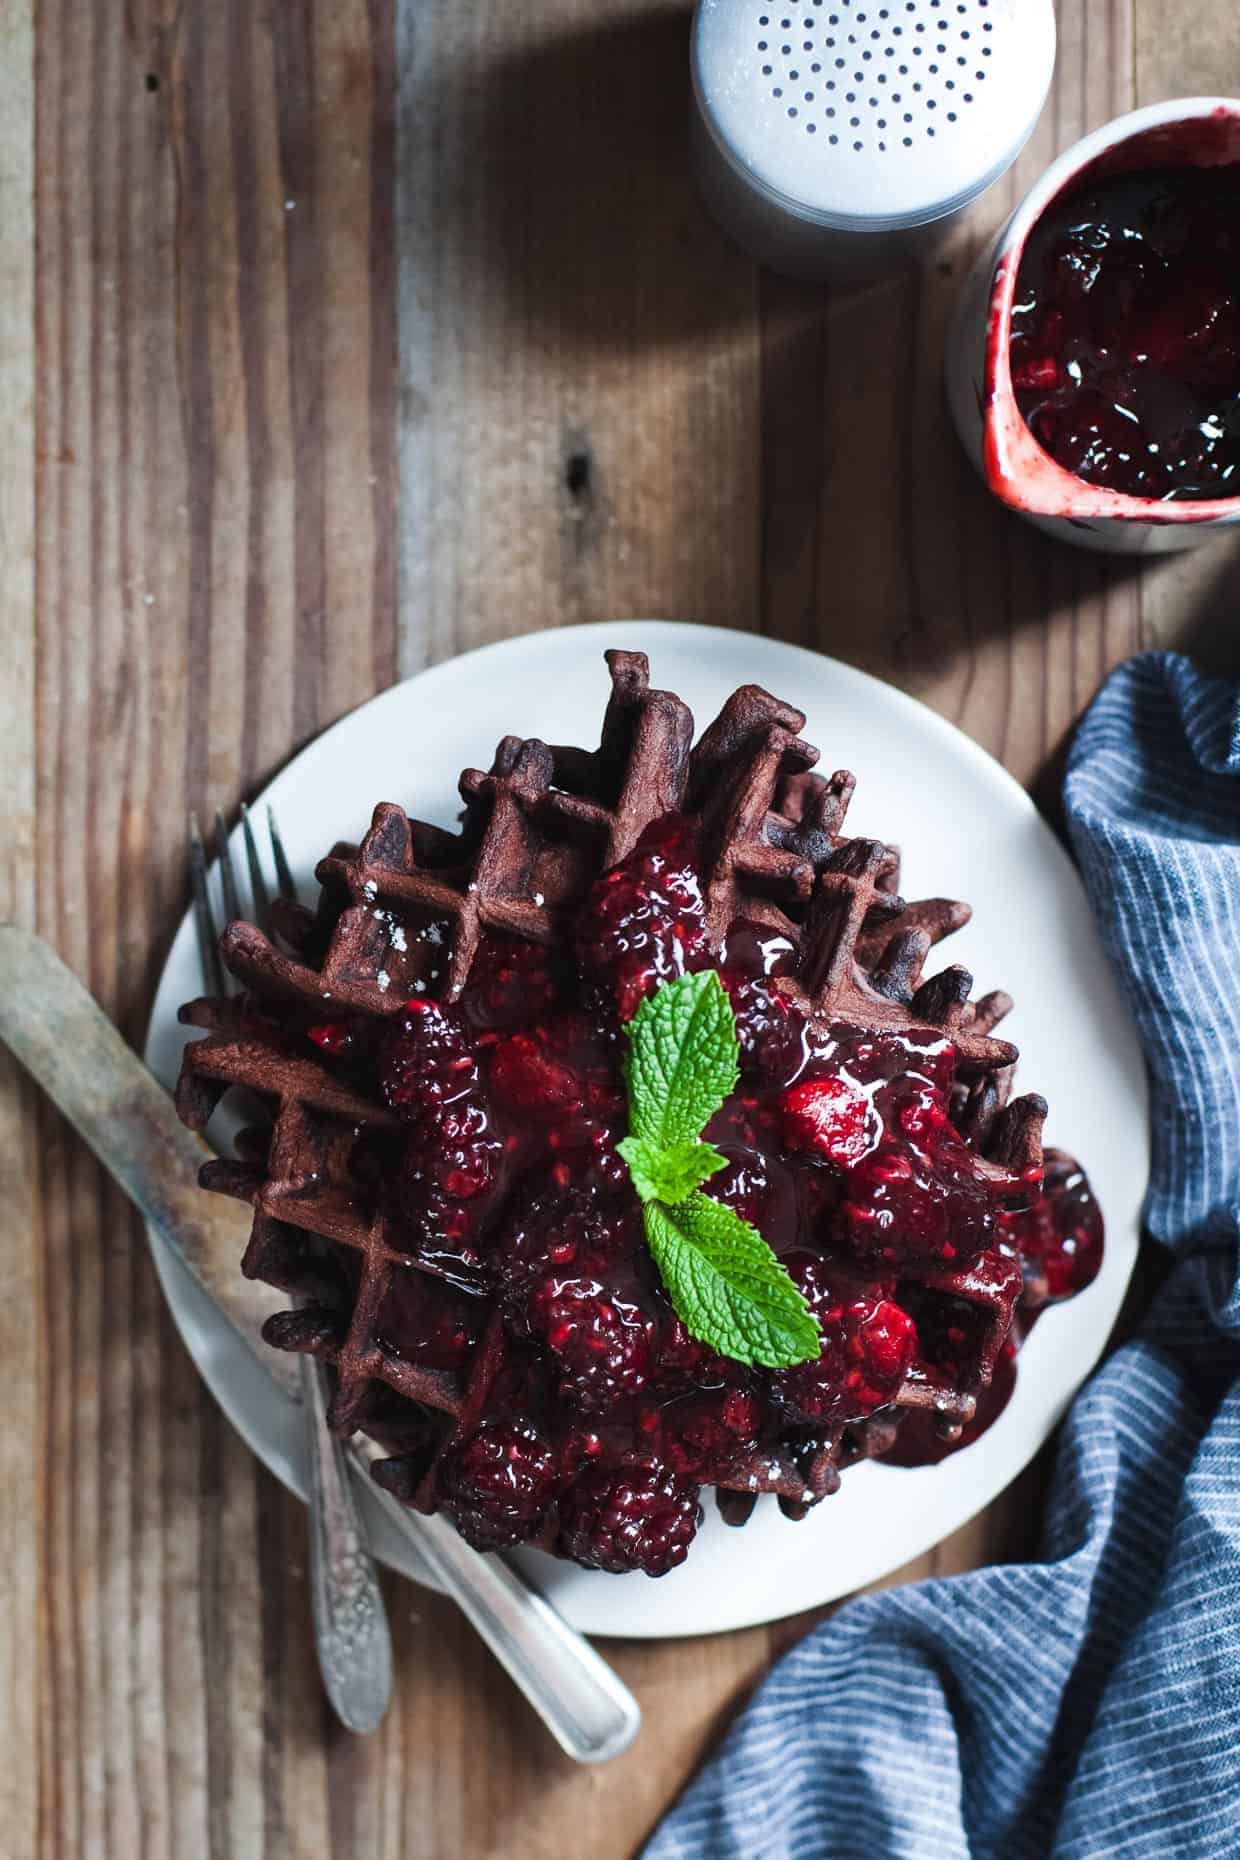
[983,96,1240,525]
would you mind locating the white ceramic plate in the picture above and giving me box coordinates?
[145,621,1147,1639]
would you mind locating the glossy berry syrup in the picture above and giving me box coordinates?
[304,814,1104,1572]
[1010,165,1240,499]
[1000,1150,1104,1305]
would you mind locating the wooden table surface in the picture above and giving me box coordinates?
[4,3,1240,1856]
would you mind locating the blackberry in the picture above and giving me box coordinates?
[522,1262,654,1413]
[548,1111,632,1197]
[725,972,809,1088]
[558,1463,702,1576]
[577,814,714,1022]
[840,1138,995,1268]
[381,1001,503,1259]
[489,1179,640,1293]
[437,1416,560,1551]
[653,1311,736,1390]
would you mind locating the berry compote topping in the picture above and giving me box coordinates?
[999,1150,1105,1304]
[772,1252,917,1424]
[1011,165,1240,499]
[374,1269,481,1371]
[557,1462,703,1576]
[380,999,506,1287]
[301,812,1104,1568]
[520,1260,656,1414]
[438,1416,561,1551]
[578,813,715,1022]
[882,1336,1019,1469]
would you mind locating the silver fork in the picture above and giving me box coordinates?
[189,806,394,1735]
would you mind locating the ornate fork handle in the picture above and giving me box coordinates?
[303,1350,393,1730]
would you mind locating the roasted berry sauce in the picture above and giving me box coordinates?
[293,815,1103,1574]
[1010,165,1240,499]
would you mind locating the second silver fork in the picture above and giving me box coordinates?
[190,806,394,1735]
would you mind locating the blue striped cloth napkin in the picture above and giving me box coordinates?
[644,652,1240,1860]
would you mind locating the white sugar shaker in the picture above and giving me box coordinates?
[690,0,1056,284]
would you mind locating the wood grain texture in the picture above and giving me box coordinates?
[2,2,1237,1857]
[396,1,762,669]
[13,4,398,1858]
[0,9,38,1860]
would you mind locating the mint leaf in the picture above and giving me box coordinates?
[618,971,819,1368]
[643,1192,821,1369]
[617,1134,728,1206]
[624,970,739,1150]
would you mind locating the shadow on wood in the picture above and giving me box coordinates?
[408,4,747,359]
[755,267,1148,687]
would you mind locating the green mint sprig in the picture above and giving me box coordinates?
[616,971,821,1369]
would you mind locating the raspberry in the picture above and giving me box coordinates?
[577,814,713,1022]
[487,1032,580,1116]
[654,1387,765,1480]
[438,1417,560,1550]
[771,1251,916,1423]
[783,1075,878,1168]
[522,1263,654,1413]
[558,1463,702,1576]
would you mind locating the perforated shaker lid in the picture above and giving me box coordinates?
[692,0,1055,233]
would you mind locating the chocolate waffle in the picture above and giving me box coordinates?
[176,651,1099,1572]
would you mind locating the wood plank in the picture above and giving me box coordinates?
[33,4,200,1850]
[1136,0,1240,100]
[396,1,762,673]
[25,4,397,1858]
[0,6,38,1859]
